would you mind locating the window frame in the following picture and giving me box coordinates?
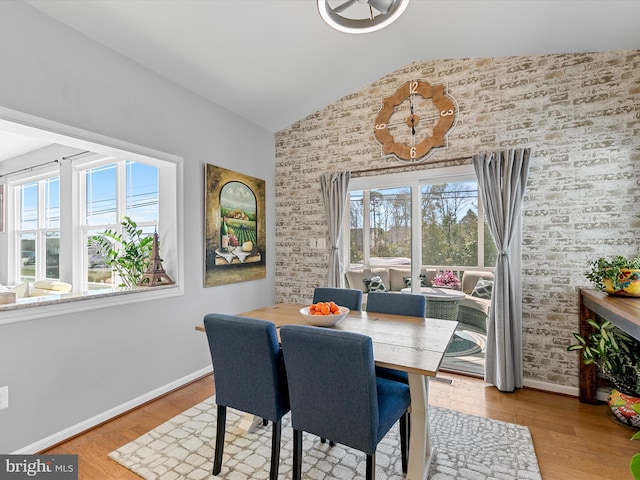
[12,174,61,283]
[0,108,183,326]
[344,164,493,284]
[79,157,160,290]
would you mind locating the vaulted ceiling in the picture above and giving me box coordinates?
[19,0,640,134]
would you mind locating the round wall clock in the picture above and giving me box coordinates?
[373,79,458,162]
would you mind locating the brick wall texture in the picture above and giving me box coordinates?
[274,51,640,390]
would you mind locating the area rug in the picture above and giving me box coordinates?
[109,396,541,480]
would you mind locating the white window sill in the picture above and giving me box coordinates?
[0,284,183,326]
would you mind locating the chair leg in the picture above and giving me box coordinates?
[399,411,409,474]
[269,420,282,480]
[263,418,268,426]
[213,405,226,475]
[293,429,303,480]
[366,453,376,480]
[320,437,326,443]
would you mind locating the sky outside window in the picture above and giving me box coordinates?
[86,164,117,226]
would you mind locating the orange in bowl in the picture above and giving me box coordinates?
[300,303,349,327]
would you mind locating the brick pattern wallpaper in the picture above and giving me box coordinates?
[274,51,640,390]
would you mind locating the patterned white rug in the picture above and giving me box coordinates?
[109,396,541,480]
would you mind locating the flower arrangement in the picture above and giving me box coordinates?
[431,270,461,289]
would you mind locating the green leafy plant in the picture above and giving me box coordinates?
[568,319,640,397]
[89,216,154,288]
[632,431,640,480]
[585,255,640,291]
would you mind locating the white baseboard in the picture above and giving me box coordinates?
[522,377,579,397]
[523,377,610,402]
[13,366,213,454]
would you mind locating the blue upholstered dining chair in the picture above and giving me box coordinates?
[312,287,363,310]
[365,290,426,317]
[280,324,411,480]
[366,291,426,385]
[203,313,290,480]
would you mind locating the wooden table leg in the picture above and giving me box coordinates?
[238,413,263,433]
[407,373,432,480]
[579,293,597,404]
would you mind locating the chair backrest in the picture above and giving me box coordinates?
[366,291,426,318]
[280,325,379,454]
[203,313,289,422]
[312,287,363,310]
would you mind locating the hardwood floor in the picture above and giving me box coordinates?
[44,372,637,480]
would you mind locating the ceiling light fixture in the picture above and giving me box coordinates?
[317,0,410,34]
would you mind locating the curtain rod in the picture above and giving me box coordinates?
[0,150,90,178]
[349,155,472,176]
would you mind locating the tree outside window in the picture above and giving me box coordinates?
[347,179,497,270]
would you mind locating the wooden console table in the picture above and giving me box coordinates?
[578,288,640,403]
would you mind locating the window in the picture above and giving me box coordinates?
[14,176,60,282]
[9,158,162,292]
[83,160,159,289]
[0,112,181,322]
[349,187,412,265]
[346,166,496,270]
[421,181,497,268]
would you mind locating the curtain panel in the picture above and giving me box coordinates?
[473,148,530,392]
[320,171,351,288]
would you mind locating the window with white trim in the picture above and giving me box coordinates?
[346,165,497,271]
[14,176,60,282]
[3,152,178,307]
[82,160,159,289]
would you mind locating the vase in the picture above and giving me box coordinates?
[608,389,640,428]
[602,269,640,297]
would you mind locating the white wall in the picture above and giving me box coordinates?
[0,1,275,453]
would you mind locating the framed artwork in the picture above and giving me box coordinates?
[204,164,266,287]
[0,184,4,233]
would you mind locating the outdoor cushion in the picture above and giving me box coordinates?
[345,268,389,293]
[471,279,493,299]
[458,295,491,316]
[387,267,411,291]
[33,280,72,292]
[461,270,495,294]
[364,276,386,292]
[402,274,428,288]
[12,282,29,298]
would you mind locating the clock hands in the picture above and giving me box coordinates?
[409,95,416,146]
[384,110,455,129]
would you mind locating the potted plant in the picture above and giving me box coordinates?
[431,270,461,289]
[568,318,640,428]
[632,431,640,480]
[585,254,640,297]
[89,216,154,288]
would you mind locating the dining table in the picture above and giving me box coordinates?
[196,302,458,480]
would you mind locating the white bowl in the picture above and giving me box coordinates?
[299,306,349,327]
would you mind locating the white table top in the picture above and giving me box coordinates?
[400,286,466,300]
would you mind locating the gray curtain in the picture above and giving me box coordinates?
[320,171,351,287]
[473,148,530,392]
